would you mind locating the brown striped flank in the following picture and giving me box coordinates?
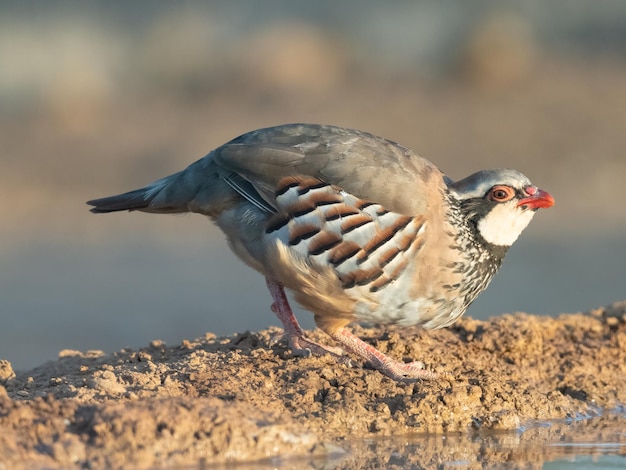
[339,266,384,289]
[328,241,361,266]
[307,232,342,256]
[324,204,362,222]
[288,223,320,245]
[340,214,373,234]
[271,175,430,293]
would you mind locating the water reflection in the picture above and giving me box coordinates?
[207,412,626,469]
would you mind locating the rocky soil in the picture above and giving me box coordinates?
[1,301,625,468]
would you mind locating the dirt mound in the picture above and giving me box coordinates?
[1,301,625,468]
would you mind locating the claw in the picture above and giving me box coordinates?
[385,361,438,382]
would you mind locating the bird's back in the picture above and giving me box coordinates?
[212,124,449,217]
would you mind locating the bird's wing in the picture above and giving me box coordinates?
[213,124,448,216]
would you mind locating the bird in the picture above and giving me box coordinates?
[87,123,554,381]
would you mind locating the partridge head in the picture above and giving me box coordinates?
[88,124,554,381]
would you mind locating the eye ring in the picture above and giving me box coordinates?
[488,185,515,202]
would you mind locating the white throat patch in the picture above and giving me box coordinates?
[477,203,536,247]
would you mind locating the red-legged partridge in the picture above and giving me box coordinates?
[88,124,554,381]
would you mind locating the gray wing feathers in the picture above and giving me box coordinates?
[214,124,446,215]
[222,172,276,214]
[88,124,448,218]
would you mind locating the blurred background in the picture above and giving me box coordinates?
[1,0,624,371]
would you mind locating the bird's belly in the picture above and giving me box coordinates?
[352,292,466,329]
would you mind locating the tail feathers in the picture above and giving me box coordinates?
[87,175,183,214]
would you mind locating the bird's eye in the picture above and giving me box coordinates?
[488,185,515,202]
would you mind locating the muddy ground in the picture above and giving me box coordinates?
[0,301,624,468]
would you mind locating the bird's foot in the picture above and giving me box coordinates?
[271,331,350,365]
[329,327,438,382]
[376,359,438,382]
[288,334,347,359]
[266,277,351,366]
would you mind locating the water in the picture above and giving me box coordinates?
[0,232,624,372]
[339,413,626,469]
[208,412,626,469]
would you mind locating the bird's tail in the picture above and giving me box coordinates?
[87,172,188,214]
[87,155,250,215]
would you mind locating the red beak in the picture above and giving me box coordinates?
[517,187,554,210]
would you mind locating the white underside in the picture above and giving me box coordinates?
[477,203,535,247]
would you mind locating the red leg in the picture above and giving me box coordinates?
[327,327,437,381]
[265,278,346,360]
